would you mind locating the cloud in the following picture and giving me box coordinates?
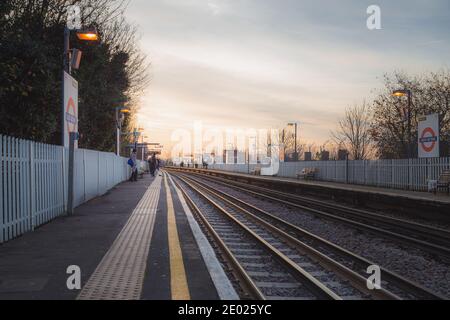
[126,0,450,153]
[207,2,221,16]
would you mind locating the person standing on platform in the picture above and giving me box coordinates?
[130,149,138,182]
[149,153,157,177]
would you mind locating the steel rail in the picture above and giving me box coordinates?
[172,173,342,300]
[174,168,450,244]
[172,176,265,300]
[177,173,402,300]
[221,176,450,246]
[169,168,450,259]
[177,172,446,300]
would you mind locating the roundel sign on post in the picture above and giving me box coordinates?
[418,113,439,158]
[63,71,79,148]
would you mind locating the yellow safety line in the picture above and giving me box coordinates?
[164,173,191,300]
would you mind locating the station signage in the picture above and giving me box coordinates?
[418,113,439,158]
[63,71,79,148]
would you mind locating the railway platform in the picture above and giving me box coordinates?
[0,172,237,300]
[168,167,450,221]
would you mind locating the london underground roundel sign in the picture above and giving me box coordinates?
[418,114,439,158]
[419,127,437,153]
[66,97,77,134]
[63,71,78,148]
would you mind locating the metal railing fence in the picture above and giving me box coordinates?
[208,157,450,192]
[0,134,143,243]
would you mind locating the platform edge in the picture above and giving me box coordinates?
[167,173,239,300]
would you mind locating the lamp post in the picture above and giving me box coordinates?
[115,106,130,156]
[288,122,298,161]
[142,135,148,161]
[393,89,412,159]
[63,26,99,75]
[132,128,139,150]
[132,127,144,155]
[62,26,99,146]
[137,128,144,155]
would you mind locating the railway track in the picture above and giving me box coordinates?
[169,171,445,300]
[168,168,450,259]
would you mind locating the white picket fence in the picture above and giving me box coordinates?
[209,158,450,192]
[209,163,260,174]
[0,135,145,243]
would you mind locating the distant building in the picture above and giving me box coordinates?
[338,149,349,160]
[320,151,330,161]
[304,152,312,161]
[225,150,234,164]
[236,151,246,164]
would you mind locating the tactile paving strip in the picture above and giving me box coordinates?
[77,176,162,300]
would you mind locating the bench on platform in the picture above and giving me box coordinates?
[297,168,319,180]
[435,170,450,194]
[250,165,262,176]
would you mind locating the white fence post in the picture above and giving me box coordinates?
[408,158,412,190]
[0,133,133,243]
[7,137,12,240]
[83,149,87,202]
[113,154,116,185]
[345,158,348,184]
[374,160,377,186]
[62,146,66,211]
[390,159,394,189]
[11,138,17,239]
[29,140,35,230]
[97,151,100,196]
[0,135,3,243]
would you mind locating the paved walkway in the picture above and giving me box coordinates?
[181,168,450,205]
[0,174,152,299]
[0,172,235,300]
[271,176,450,204]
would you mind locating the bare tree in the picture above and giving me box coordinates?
[331,102,374,160]
[280,127,305,161]
[370,70,450,158]
[0,0,150,148]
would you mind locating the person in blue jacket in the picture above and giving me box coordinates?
[128,149,138,182]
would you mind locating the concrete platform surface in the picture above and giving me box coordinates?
[0,172,232,300]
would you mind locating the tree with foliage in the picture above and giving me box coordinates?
[370,70,450,159]
[0,0,149,153]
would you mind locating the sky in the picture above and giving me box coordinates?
[125,0,450,155]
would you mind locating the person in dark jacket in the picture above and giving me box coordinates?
[148,153,157,177]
